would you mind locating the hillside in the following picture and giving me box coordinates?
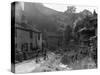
[23,2,62,32]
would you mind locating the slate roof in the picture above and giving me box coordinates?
[15,23,41,33]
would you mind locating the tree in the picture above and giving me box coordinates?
[81,9,92,16]
[64,25,73,45]
[65,6,76,14]
[64,6,77,27]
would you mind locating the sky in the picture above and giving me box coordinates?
[20,2,97,13]
[43,3,97,13]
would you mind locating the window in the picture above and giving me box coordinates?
[30,32,33,39]
[15,29,17,37]
[38,34,40,40]
[21,43,28,52]
[15,43,17,48]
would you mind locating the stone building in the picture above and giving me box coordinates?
[15,23,42,62]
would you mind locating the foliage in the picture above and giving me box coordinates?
[64,25,73,45]
[65,6,76,13]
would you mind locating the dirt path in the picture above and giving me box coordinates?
[15,52,69,73]
[15,52,96,73]
[15,59,41,73]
